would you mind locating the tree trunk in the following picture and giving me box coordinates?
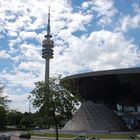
[54,121,58,140]
[53,113,58,140]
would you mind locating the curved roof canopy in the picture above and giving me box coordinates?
[62,68,140,105]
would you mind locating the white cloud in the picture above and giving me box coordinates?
[91,0,117,25]
[8,38,21,48]
[1,70,42,88]
[19,31,37,40]
[82,2,90,9]
[0,50,10,59]
[20,43,41,61]
[19,61,42,71]
[81,0,117,26]
[66,13,92,32]
[18,61,44,79]
[51,30,140,76]
[5,16,28,32]
[4,90,35,112]
[0,0,31,31]
[7,31,18,37]
[133,3,140,14]
[0,0,93,40]
[8,94,29,112]
[0,43,44,90]
[119,2,140,32]
[120,15,140,32]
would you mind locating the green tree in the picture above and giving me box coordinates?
[20,112,33,129]
[0,106,6,130]
[0,85,10,130]
[31,76,79,140]
[0,85,10,108]
[7,110,23,128]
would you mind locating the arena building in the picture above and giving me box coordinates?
[62,67,140,132]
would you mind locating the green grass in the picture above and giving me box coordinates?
[30,131,140,139]
[31,132,77,138]
[89,134,129,139]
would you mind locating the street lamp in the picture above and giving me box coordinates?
[19,95,32,139]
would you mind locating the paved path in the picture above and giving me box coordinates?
[11,135,49,140]
[10,132,73,140]
[0,131,134,140]
[11,134,74,140]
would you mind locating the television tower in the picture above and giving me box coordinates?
[42,7,54,83]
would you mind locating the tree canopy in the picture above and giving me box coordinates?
[31,76,79,140]
[0,85,10,109]
[31,76,79,124]
[0,85,10,130]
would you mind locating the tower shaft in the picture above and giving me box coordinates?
[45,59,49,84]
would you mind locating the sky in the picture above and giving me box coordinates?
[0,0,140,112]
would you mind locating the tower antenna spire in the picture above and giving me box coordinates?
[47,6,50,36]
[45,6,52,38]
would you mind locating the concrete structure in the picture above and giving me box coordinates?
[42,7,54,83]
[63,101,127,133]
[62,67,140,132]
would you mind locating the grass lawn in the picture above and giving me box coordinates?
[31,132,77,138]
[30,131,140,139]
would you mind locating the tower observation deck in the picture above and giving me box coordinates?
[42,7,54,83]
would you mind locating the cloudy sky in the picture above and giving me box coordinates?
[0,0,140,112]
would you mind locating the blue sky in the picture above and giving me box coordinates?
[0,0,140,112]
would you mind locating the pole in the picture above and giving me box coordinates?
[27,95,31,135]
